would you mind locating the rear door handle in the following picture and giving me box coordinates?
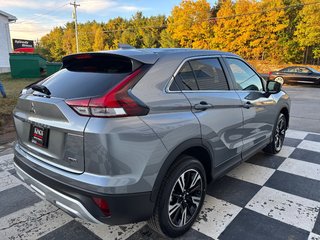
[194,101,213,111]
[243,101,254,109]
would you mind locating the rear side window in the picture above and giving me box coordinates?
[175,62,198,91]
[281,67,293,73]
[225,58,263,91]
[171,58,229,91]
[296,67,310,73]
[189,58,229,90]
[39,55,142,99]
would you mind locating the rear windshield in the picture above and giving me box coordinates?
[37,55,141,99]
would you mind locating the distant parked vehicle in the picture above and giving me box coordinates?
[269,66,320,85]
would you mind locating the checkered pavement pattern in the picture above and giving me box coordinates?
[1,129,320,240]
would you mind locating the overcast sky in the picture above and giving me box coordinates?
[0,0,184,40]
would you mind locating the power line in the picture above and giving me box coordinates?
[103,24,167,33]
[16,3,69,24]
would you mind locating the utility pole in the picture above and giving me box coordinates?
[70,1,80,53]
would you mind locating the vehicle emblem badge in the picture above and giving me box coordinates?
[30,102,36,114]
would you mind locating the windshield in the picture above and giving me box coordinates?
[307,67,320,73]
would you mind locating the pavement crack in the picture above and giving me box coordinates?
[0,208,60,231]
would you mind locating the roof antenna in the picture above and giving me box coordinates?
[118,43,135,49]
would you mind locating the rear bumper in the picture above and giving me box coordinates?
[15,162,102,223]
[14,154,155,225]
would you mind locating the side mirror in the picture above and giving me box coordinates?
[266,81,281,94]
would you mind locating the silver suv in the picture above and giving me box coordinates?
[13,48,290,238]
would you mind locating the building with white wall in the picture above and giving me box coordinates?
[0,10,16,73]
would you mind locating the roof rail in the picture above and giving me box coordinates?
[118,44,135,50]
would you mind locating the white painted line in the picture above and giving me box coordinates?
[227,162,275,186]
[309,232,320,240]
[286,129,308,140]
[78,219,146,240]
[275,146,295,158]
[0,171,21,191]
[246,187,320,232]
[0,153,14,162]
[278,158,320,181]
[0,153,14,170]
[0,201,73,240]
[192,195,242,239]
[298,140,320,153]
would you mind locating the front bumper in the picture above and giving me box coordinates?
[14,154,154,225]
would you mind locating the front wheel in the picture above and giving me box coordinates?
[264,113,287,154]
[274,76,284,85]
[148,155,206,238]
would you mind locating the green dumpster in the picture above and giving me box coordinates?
[46,62,62,76]
[9,53,47,78]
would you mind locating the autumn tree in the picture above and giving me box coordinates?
[141,15,166,48]
[159,29,180,48]
[40,27,65,61]
[212,0,288,60]
[295,0,320,63]
[251,0,288,60]
[37,2,320,64]
[93,26,105,51]
[211,0,236,51]
[167,0,213,49]
[279,0,303,62]
[62,23,75,55]
[104,17,129,49]
[232,0,259,58]
[78,23,95,52]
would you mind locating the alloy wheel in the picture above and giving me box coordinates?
[274,77,284,85]
[168,169,203,227]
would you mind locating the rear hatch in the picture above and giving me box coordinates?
[14,53,146,173]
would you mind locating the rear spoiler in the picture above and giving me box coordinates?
[62,50,159,66]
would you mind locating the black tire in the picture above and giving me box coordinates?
[148,155,207,238]
[264,113,287,154]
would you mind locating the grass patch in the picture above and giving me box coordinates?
[0,73,40,127]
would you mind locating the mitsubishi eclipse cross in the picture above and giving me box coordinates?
[13,48,290,238]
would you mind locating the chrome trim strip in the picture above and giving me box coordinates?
[14,162,103,224]
[30,184,45,197]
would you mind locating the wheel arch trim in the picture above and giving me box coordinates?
[150,138,213,202]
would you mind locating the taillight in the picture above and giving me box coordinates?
[92,197,111,216]
[268,71,272,76]
[65,68,149,118]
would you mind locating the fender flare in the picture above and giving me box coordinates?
[150,138,213,202]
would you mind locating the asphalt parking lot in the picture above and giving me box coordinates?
[0,84,319,240]
[284,85,320,134]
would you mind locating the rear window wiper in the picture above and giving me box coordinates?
[31,84,51,96]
